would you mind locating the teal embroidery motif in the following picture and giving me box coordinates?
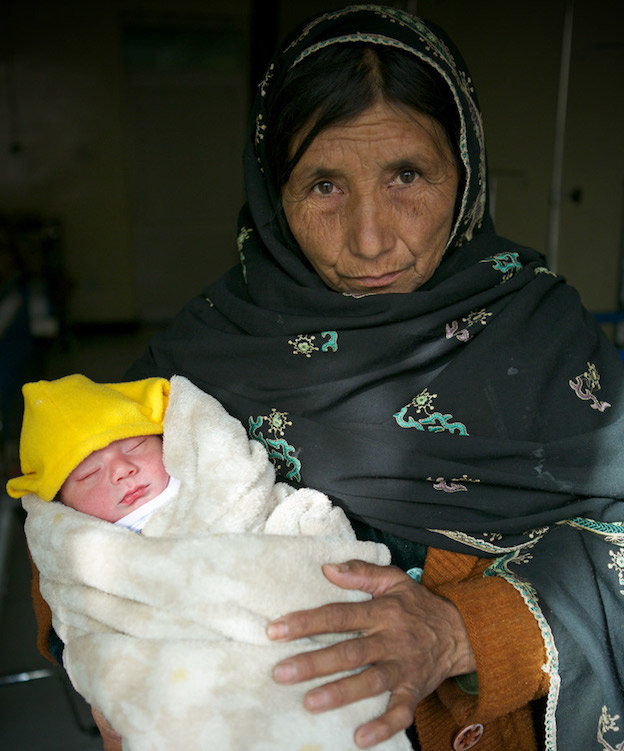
[480,251,522,279]
[249,409,301,482]
[406,567,423,582]
[321,330,338,352]
[289,332,338,357]
[569,362,611,412]
[598,706,623,751]
[446,309,492,342]
[561,517,624,540]
[394,388,469,435]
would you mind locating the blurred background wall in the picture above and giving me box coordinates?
[0,0,622,330]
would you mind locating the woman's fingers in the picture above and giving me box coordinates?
[274,633,385,684]
[268,598,374,642]
[267,560,406,642]
[304,659,402,712]
[321,560,411,597]
[354,690,419,749]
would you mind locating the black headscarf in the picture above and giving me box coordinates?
[129,6,624,747]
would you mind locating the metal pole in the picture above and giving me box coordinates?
[547,0,575,272]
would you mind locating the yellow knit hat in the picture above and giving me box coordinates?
[6,374,170,502]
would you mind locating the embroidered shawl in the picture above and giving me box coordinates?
[128,6,624,748]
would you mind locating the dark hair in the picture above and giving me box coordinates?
[264,43,462,192]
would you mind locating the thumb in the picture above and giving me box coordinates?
[322,559,407,597]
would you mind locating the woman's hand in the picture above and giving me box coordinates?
[267,560,476,749]
[91,707,122,751]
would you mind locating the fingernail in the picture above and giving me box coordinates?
[324,562,350,574]
[305,689,329,711]
[273,661,297,683]
[356,728,377,748]
[266,620,288,640]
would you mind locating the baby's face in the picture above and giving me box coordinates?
[60,435,170,522]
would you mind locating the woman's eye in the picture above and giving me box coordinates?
[396,169,418,185]
[312,180,336,196]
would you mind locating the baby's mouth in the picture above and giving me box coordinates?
[121,485,148,505]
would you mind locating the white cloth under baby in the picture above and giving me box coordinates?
[114,476,180,533]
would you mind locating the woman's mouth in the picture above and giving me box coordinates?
[121,485,148,505]
[350,269,406,289]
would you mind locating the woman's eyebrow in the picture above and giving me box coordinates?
[383,151,438,171]
[293,165,343,182]
[295,152,436,180]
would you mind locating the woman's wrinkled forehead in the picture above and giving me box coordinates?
[287,97,457,169]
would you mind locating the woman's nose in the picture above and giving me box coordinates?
[347,195,394,259]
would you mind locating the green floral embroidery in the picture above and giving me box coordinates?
[289,334,318,357]
[265,408,292,437]
[569,362,611,412]
[394,388,468,434]
[288,331,338,357]
[249,411,301,482]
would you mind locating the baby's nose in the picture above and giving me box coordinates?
[112,456,137,481]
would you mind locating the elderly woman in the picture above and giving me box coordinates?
[35,5,623,751]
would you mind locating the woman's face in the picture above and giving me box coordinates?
[282,101,459,295]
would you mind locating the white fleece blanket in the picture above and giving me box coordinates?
[23,376,411,751]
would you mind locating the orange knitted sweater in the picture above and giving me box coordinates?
[30,545,548,750]
[415,547,549,750]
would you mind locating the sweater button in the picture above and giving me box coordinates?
[452,723,484,750]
